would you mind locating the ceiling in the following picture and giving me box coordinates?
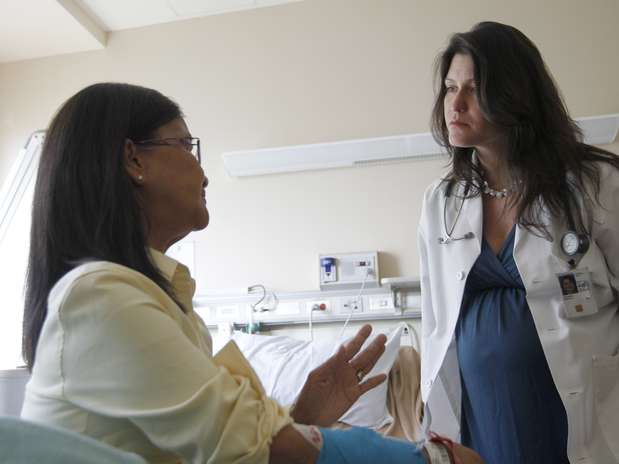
[0,0,304,64]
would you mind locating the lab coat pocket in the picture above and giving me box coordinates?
[592,353,619,458]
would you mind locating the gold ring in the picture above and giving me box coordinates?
[356,369,364,382]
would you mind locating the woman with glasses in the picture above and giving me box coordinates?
[20,83,481,464]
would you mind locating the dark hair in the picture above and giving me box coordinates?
[430,21,619,237]
[23,82,184,369]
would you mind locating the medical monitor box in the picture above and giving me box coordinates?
[319,251,380,291]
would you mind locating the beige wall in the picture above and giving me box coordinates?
[0,0,617,293]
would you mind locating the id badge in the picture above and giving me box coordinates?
[556,270,599,318]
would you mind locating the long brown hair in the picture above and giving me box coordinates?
[23,83,184,369]
[430,21,619,238]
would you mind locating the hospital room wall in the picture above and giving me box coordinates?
[0,0,617,295]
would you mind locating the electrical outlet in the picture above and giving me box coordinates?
[342,298,363,313]
[271,301,301,315]
[369,296,395,311]
[307,300,330,313]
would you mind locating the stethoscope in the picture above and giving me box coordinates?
[559,195,590,264]
[438,181,590,260]
[438,182,475,244]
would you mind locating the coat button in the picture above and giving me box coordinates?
[457,271,466,280]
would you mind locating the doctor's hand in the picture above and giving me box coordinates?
[452,443,484,464]
[291,324,387,427]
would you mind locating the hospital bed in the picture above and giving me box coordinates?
[223,322,423,442]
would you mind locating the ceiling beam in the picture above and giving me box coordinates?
[57,0,107,46]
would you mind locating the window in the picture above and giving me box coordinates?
[0,132,44,369]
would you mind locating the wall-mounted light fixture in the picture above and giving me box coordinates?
[575,113,619,145]
[222,113,619,177]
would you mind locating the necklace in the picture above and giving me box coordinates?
[481,180,511,198]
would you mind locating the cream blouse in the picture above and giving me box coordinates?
[21,250,292,463]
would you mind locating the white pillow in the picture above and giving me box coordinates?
[231,324,403,429]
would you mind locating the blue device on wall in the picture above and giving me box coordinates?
[320,257,337,283]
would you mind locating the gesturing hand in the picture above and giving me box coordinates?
[291,324,387,427]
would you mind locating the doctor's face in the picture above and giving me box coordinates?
[443,53,502,150]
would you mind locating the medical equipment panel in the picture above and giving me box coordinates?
[319,251,379,290]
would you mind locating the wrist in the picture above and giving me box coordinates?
[289,403,311,425]
[270,425,319,464]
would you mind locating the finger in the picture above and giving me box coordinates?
[319,344,347,372]
[358,373,387,395]
[342,324,372,359]
[333,345,347,364]
[350,333,386,373]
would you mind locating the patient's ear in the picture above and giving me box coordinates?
[123,139,145,186]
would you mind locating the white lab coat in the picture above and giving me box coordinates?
[418,162,619,463]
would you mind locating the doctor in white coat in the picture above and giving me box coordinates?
[419,22,619,464]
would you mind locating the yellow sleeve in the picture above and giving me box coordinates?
[56,267,292,464]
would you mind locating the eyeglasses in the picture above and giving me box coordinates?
[134,137,201,164]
